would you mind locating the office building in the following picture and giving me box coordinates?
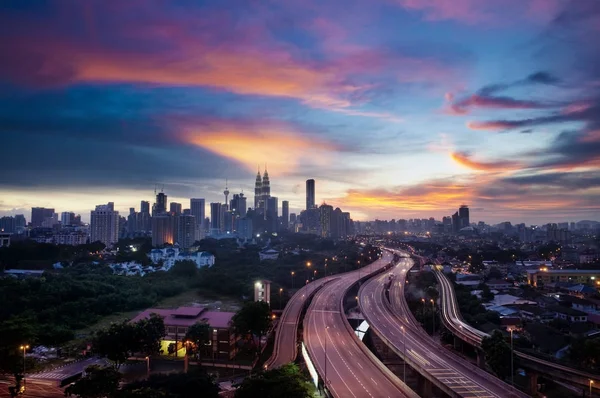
[154,192,167,215]
[190,198,206,240]
[61,212,75,226]
[90,203,119,247]
[0,217,16,234]
[170,202,182,215]
[319,204,333,238]
[176,214,196,249]
[282,200,289,230]
[254,168,271,214]
[210,203,222,235]
[254,280,271,304]
[139,200,151,233]
[306,179,315,210]
[266,197,278,233]
[31,207,55,228]
[140,201,150,214]
[14,214,26,229]
[238,218,253,240]
[459,205,470,228]
[230,193,247,218]
[152,214,175,246]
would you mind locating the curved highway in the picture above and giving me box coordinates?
[434,267,599,392]
[303,251,418,398]
[360,255,528,398]
[265,276,336,369]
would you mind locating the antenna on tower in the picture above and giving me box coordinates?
[161,185,164,193]
[154,184,157,195]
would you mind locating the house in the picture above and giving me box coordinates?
[131,306,237,360]
[487,279,513,290]
[511,304,556,323]
[556,295,598,313]
[259,249,279,261]
[547,305,588,323]
[149,248,215,269]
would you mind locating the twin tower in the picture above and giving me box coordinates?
[254,167,271,212]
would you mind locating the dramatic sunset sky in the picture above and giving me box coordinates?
[1,0,599,224]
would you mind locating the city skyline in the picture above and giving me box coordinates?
[1,1,600,224]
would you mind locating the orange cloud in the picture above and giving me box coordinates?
[183,120,338,174]
[450,152,520,172]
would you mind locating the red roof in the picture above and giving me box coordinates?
[130,306,234,329]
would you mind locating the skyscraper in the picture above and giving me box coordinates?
[190,198,205,239]
[319,204,333,238]
[266,196,278,233]
[31,207,55,227]
[170,202,182,215]
[14,214,26,230]
[90,203,119,247]
[139,200,151,232]
[262,168,271,212]
[254,169,262,209]
[140,201,150,214]
[176,214,196,249]
[61,212,75,226]
[282,200,289,230]
[210,202,222,235]
[459,205,470,229]
[152,214,174,246]
[230,193,247,218]
[306,179,315,210]
[154,192,167,215]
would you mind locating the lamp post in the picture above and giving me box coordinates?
[400,326,406,382]
[509,328,514,387]
[145,356,150,377]
[279,288,283,309]
[20,345,29,381]
[306,262,311,283]
[291,271,295,289]
[324,326,330,391]
[590,380,594,397]
[430,299,435,335]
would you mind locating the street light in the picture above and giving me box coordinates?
[590,380,594,397]
[291,271,295,289]
[509,328,514,386]
[19,345,29,381]
[400,326,406,382]
[430,299,435,335]
[279,288,283,309]
[145,356,150,377]
[324,326,330,391]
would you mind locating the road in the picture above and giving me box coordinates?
[434,266,600,392]
[303,251,418,398]
[0,379,65,398]
[359,254,528,398]
[26,357,108,383]
[265,276,336,369]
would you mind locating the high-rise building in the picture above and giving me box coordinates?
[152,214,174,246]
[281,200,289,230]
[176,214,196,249]
[254,169,263,210]
[0,217,16,233]
[14,214,26,230]
[90,203,119,247]
[230,193,247,218]
[459,205,470,229]
[266,197,278,233]
[170,202,182,215]
[224,180,230,205]
[61,212,75,226]
[262,169,271,212]
[31,207,55,228]
[190,198,206,241]
[140,201,150,214]
[238,218,253,240]
[306,179,315,210]
[154,192,167,215]
[319,204,333,238]
[139,200,151,233]
[210,203,222,235]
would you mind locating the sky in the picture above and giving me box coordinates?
[1,0,599,224]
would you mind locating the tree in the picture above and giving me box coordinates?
[169,261,199,278]
[480,284,495,303]
[184,322,211,363]
[232,301,272,355]
[486,267,503,280]
[567,337,600,371]
[235,363,314,398]
[135,313,166,358]
[121,368,219,398]
[64,365,121,398]
[92,322,139,369]
[481,331,515,380]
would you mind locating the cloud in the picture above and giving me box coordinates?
[396,0,563,25]
[450,152,521,172]
[502,171,600,190]
[182,118,340,175]
[448,94,551,115]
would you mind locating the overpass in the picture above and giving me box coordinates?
[359,253,528,398]
[434,266,599,393]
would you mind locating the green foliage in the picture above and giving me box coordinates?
[184,322,211,361]
[482,331,515,380]
[169,260,199,278]
[92,314,165,368]
[64,365,121,398]
[235,363,315,398]
[567,337,600,371]
[232,301,272,354]
[479,283,495,303]
[122,368,219,398]
[486,267,504,280]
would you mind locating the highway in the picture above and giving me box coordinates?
[303,251,418,398]
[265,276,336,369]
[359,254,528,398]
[434,267,600,392]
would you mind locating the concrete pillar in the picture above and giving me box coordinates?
[528,372,538,395]
[418,376,432,397]
[476,349,486,369]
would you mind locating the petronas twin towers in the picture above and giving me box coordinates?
[254,166,271,212]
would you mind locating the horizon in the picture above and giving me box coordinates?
[1,1,599,225]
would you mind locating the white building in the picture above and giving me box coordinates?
[148,247,215,269]
[259,249,279,261]
[54,231,88,246]
[90,202,119,247]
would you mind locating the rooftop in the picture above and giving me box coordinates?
[131,306,234,329]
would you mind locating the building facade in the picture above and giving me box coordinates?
[90,203,119,247]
